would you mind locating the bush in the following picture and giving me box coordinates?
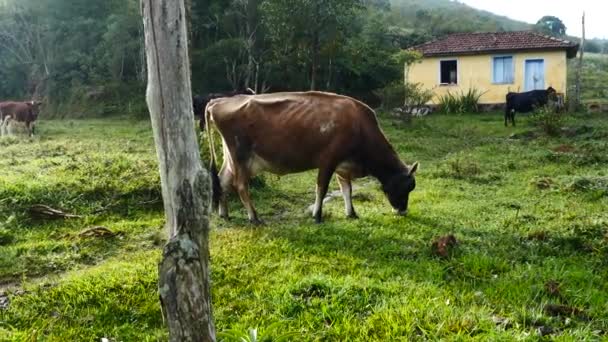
[403,82,434,114]
[530,104,567,136]
[375,81,406,109]
[437,88,486,114]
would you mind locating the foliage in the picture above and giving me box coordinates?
[374,82,405,109]
[436,88,486,114]
[534,16,567,37]
[0,0,540,117]
[0,0,605,118]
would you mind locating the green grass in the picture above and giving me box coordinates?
[1,113,607,341]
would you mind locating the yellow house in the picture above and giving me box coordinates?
[407,31,579,105]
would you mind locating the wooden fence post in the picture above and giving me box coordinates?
[141,0,216,341]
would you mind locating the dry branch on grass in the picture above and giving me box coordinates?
[28,205,82,219]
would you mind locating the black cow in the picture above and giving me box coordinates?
[505,87,557,127]
[193,88,255,130]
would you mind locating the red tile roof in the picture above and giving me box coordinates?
[411,31,579,58]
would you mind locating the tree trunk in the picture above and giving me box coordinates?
[570,12,585,112]
[310,32,319,90]
[141,1,215,341]
[245,0,258,89]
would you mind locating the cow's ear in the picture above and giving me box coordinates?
[409,162,419,176]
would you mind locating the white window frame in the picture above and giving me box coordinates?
[523,58,546,91]
[438,58,459,86]
[491,55,515,84]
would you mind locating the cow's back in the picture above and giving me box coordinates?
[208,92,383,173]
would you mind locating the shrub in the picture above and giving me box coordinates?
[530,104,567,136]
[375,81,406,110]
[403,82,434,114]
[436,88,486,114]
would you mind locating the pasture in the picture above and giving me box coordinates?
[1,113,607,341]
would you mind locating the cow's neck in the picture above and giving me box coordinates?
[363,142,407,184]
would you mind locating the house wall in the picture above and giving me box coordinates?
[406,50,568,104]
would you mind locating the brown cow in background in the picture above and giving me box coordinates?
[0,100,42,137]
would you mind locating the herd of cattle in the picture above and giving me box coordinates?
[0,86,559,223]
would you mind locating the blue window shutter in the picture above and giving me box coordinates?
[493,56,513,83]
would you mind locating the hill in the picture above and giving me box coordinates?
[389,0,531,36]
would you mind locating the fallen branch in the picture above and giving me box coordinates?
[28,204,82,219]
[78,226,116,239]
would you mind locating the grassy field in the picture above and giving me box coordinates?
[0,112,607,341]
[569,53,608,103]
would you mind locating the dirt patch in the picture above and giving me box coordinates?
[431,234,458,259]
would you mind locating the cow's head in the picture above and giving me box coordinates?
[382,162,419,216]
[546,86,557,98]
[28,100,43,119]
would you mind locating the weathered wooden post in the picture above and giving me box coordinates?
[141,1,216,341]
[570,12,585,112]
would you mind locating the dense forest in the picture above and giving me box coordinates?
[0,0,605,117]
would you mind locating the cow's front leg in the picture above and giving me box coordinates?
[337,174,358,219]
[313,167,335,224]
[26,121,34,137]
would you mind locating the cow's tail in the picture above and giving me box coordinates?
[204,102,221,210]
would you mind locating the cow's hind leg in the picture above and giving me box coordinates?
[233,167,261,225]
[511,110,516,127]
[1,116,12,136]
[217,162,234,220]
[337,174,358,219]
[313,166,336,224]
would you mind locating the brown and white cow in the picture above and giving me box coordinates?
[205,91,419,224]
[0,101,42,137]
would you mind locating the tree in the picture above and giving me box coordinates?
[141,0,215,341]
[262,0,362,90]
[535,16,567,37]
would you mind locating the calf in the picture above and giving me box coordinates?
[0,101,42,137]
[193,88,255,130]
[505,87,557,126]
[205,91,419,224]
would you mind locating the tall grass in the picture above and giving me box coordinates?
[436,88,486,114]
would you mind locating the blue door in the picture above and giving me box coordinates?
[525,59,545,91]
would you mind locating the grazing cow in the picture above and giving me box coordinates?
[193,88,255,130]
[204,91,419,224]
[0,101,42,137]
[505,87,557,126]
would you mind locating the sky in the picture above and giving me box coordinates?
[458,0,607,39]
